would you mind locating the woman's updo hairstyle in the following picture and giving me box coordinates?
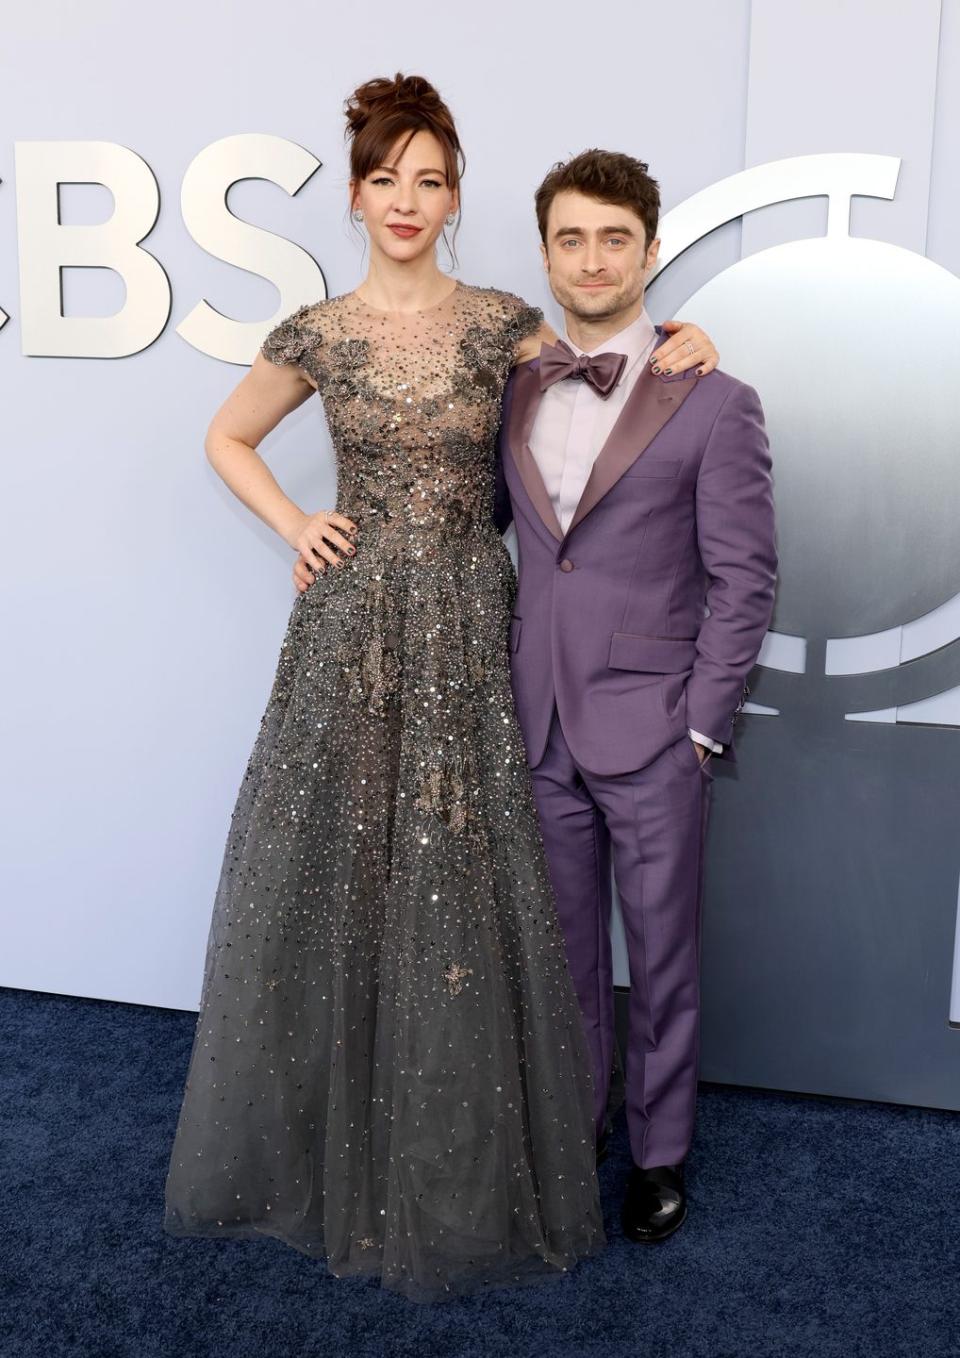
[345,73,465,199]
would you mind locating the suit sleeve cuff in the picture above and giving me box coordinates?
[689,728,723,755]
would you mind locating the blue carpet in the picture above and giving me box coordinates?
[2,985,958,1358]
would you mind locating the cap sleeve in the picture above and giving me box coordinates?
[499,292,543,356]
[260,302,321,369]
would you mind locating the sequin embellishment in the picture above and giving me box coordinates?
[442,961,473,996]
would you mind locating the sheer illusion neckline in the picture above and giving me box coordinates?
[348,279,462,317]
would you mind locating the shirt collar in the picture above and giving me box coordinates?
[564,309,657,385]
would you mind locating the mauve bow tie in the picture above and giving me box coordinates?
[538,338,628,398]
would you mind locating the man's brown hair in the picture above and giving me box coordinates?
[534,149,660,249]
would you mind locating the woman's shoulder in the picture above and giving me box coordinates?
[278,296,332,326]
[458,282,544,338]
[459,281,538,313]
[260,295,348,367]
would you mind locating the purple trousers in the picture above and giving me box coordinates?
[530,707,713,1169]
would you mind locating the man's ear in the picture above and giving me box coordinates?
[645,236,661,275]
[540,240,549,274]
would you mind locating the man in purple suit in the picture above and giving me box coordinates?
[495,150,777,1242]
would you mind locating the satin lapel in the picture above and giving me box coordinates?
[505,360,564,543]
[565,362,699,536]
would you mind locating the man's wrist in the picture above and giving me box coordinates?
[688,727,723,755]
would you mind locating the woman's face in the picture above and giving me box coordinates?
[351,129,458,264]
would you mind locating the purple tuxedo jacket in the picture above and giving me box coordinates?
[494,331,778,776]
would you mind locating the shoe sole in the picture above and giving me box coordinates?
[622,1201,687,1245]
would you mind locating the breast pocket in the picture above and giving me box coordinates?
[621,458,682,479]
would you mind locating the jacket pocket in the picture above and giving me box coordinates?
[608,632,697,672]
[667,734,715,779]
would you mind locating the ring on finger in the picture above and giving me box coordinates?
[684,339,696,356]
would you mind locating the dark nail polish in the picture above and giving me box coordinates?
[664,368,673,375]
[651,365,661,374]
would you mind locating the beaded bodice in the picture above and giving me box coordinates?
[261,281,542,548]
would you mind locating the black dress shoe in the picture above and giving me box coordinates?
[621,1163,686,1243]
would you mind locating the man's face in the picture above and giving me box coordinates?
[541,190,659,324]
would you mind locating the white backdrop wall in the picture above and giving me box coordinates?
[2,0,958,1020]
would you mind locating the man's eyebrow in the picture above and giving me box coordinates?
[552,224,637,238]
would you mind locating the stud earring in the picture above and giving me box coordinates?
[445,213,457,226]
[353,209,364,222]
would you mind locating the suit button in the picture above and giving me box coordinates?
[559,559,574,572]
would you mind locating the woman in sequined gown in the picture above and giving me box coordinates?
[163,75,715,1301]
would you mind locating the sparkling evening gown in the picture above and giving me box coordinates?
[162,281,604,1301]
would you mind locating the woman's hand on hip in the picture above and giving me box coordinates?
[293,551,318,593]
[290,509,357,585]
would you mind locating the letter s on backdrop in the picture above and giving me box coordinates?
[177,133,325,365]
